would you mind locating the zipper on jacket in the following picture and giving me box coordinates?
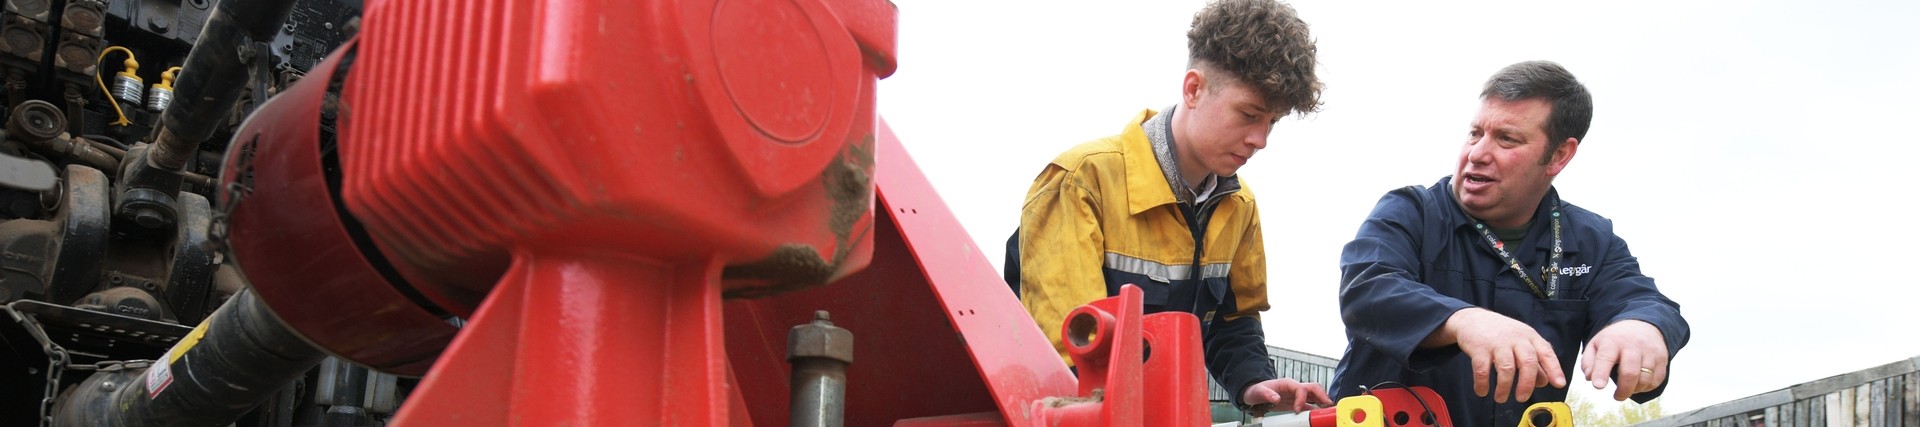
[1182,186,1237,316]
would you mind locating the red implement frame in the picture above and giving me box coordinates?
[269,0,1214,424]
[336,0,896,424]
[727,123,1212,426]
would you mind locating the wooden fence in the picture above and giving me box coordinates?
[1637,356,1919,427]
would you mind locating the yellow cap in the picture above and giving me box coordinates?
[116,55,141,82]
[157,67,181,91]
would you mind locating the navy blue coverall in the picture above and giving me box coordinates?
[1334,177,1689,426]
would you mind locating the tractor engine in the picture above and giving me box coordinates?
[0,0,368,425]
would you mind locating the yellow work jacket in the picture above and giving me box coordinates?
[1014,108,1273,407]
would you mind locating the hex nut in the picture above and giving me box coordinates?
[786,311,852,363]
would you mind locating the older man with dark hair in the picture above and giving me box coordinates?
[1003,0,1331,416]
[1333,61,1690,426]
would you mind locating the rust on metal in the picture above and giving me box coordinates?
[721,134,875,299]
[723,244,833,299]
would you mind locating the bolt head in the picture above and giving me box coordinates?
[133,209,165,228]
[787,318,853,363]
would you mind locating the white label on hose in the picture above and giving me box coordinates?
[146,358,175,399]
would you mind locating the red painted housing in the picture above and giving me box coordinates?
[223,0,1220,425]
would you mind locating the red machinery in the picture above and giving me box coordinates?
[211,0,1219,425]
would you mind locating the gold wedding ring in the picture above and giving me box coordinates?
[1639,367,1655,375]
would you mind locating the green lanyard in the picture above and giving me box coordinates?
[1472,201,1562,299]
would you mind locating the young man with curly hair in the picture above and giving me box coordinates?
[1003,0,1330,415]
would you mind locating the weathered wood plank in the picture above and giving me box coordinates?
[1783,401,1799,427]
[1890,376,1903,427]
[1874,379,1888,427]
[1892,375,1906,427]
[1837,390,1852,427]
[1861,383,1874,427]
[1799,397,1814,427]
[1896,371,1912,427]
[1816,394,1829,427]
[1886,375,1903,427]
[1796,397,1811,427]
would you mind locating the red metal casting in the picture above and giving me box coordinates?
[321,0,896,424]
[339,0,896,315]
[1025,285,1210,427]
[1368,387,1452,427]
[1296,386,1453,427]
[218,40,456,376]
[1140,305,1211,425]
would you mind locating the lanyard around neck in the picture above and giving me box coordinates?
[1472,201,1563,299]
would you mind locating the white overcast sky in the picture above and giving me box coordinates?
[875,0,1920,416]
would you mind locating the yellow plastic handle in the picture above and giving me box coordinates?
[1335,395,1384,427]
[1518,401,1573,427]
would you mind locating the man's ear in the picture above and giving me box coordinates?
[1182,68,1206,110]
[1546,137,1579,177]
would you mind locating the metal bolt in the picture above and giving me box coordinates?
[788,310,852,427]
[101,381,116,391]
[148,16,169,33]
[787,310,852,364]
[133,208,165,229]
[324,22,334,30]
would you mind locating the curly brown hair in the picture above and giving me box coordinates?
[1187,0,1322,116]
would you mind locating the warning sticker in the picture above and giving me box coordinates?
[145,358,174,399]
[146,320,209,399]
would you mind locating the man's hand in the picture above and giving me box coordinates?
[1428,308,1568,403]
[1582,320,1669,401]
[1241,378,1333,416]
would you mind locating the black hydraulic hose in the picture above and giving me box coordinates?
[52,290,325,427]
[149,0,297,171]
[82,134,127,150]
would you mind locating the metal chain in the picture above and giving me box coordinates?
[10,306,117,427]
[39,350,63,427]
[12,307,65,427]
